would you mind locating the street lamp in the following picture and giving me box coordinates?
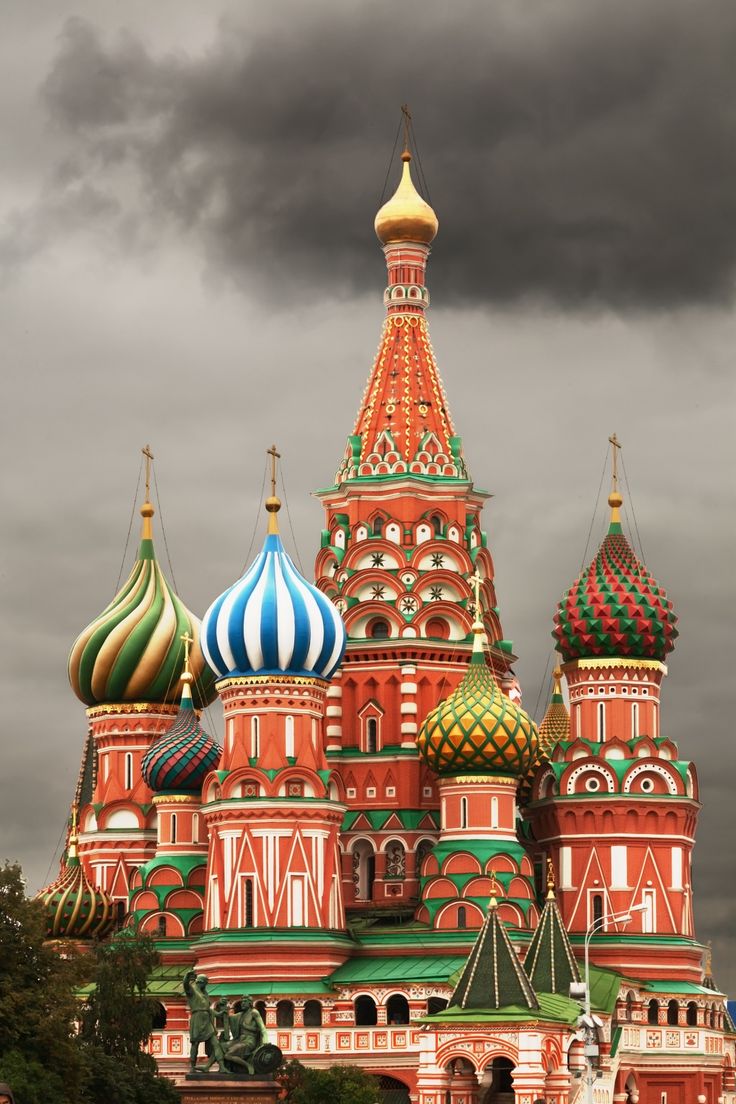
[571,903,648,1104]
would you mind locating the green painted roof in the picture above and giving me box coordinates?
[524,893,580,995]
[423,991,580,1026]
[450,905,539,1012]
[331,954,466,986]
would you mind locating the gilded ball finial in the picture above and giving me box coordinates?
[265,495,281,514]
[140,501,154,518]
[608,491,623,509]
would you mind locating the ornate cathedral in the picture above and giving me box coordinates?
[38,133,735,1104]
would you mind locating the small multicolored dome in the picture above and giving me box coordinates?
[37,829,114,940]
[417,641,538,777]
[142,684,220,795]
[553,500,678,662]
[538,668,570,755]
[201,502,346,682]
[68,503,216,708]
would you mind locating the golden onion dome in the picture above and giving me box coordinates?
[417,630,538,777]
[375,150,439,246]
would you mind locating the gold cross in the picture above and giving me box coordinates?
[608,432,621,492]
[142,444,154,500]
[181,630,193,674]
[401,103,412,154]
[267,444,281,498]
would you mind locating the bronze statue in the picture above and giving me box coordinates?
[222,996,270,1073]
[183,970,226,1072]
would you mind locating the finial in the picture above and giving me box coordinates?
[68,803,79,860]
[704,941,713,978]
[468,570,486,654]
[552,666,563,698]
[265,444,282,535]
[180,631,194,701]
[141,444,155,540]
[487,869,503,910]
[401,104,412,161]
[546,857,556,899]
[607,433,623,524]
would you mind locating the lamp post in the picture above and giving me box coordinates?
[575,903,648,1104]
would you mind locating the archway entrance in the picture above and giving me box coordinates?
[481,1056,515,1103]
[376,1074,411,1104]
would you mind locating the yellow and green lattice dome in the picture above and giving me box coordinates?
[417,646,539,777]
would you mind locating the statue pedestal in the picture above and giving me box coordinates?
[180,1072,280,1104]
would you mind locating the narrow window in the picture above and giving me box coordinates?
[632,701,639,739]
[648,999,659,1024]
[251,716,260,758]
[366,718,377,753]
[642,889,655,933]
[686,1001,698,1026]
[592,893,604,928]
[373,516,384,536]
[598,701,606,742]
[460,796,468,829]
[667,999,679,1026]
[490,795,499,829]
[244,878,254,927]
[170,813,177,844]
[369,619,390,640]
[285,715,295,758]
[124,752,133,790]
[430,514,443,537]
[192,814,199,845]
[457,906,467,929]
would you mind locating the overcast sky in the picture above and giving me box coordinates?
[1,0,734,991]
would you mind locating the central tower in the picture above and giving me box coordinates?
[314,125,518,919]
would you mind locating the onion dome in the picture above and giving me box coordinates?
[68,498,216,708]
[37,810,114,939]
[538,668,570,755]
[201,488,346,682]
[554,492,678,662]
[417,621,538,777]
[375,149,438,246]
[142,653,220,795]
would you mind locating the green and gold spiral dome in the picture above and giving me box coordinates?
[417,625,538,777]
[37,811,114,940]
[68,500,216,708]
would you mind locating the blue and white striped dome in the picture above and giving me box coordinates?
[201,531,346,681]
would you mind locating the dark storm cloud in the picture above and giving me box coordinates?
[33,0,736,309]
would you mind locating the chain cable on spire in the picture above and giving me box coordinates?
[408,115,432,205]
[279,456,306,574]
[532,649,554,723]
[240,455,269,574]
[152,461,179,594]
[579,445,609,572]
[114,454,144,590]
[621,451,646,563]
[378,114,404,207]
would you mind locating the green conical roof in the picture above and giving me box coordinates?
[449,901,539,1011]
[525,886,580,995]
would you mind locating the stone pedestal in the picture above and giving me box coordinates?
[180,1072,280,1104]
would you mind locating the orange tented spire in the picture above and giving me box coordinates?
[335,135,467,485]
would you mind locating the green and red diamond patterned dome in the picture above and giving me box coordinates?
[553,506,678,662]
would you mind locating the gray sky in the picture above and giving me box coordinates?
[1,0,734,991]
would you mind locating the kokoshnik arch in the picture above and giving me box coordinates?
[38,124,735,1104]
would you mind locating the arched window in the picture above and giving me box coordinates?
[710,1003,717,1028]
[647,999,659,1024]
[354,995,377,1026]
[385,841,406,879]
[366,718,378,753]
[151,1001,167,1029]
[430,514,443,537]
[489,1057,515,1095]
[686,1001,698,1026]
[251,716,260,758]
[386,994,410,1025]
[156,915,167,937]
[124,752,134,790]
[369,619,390,640]
[244,878,254,928]
[427,997,448,1015]
[352,841,375,901]
[373,516,384,536]
[303,999,322,1027]
[415,838,434,875]
[457,906,467,930]
[255,1001,267,1021]
[285,716,295,758]
[592,893,604,927]
[667,999,679,1026]
[626,991,635,1021]
[276,1000,294,1028]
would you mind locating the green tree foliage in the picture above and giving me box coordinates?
[0,863,177,1104]
[279,1059,380,1104]
[0,862,88,1104]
